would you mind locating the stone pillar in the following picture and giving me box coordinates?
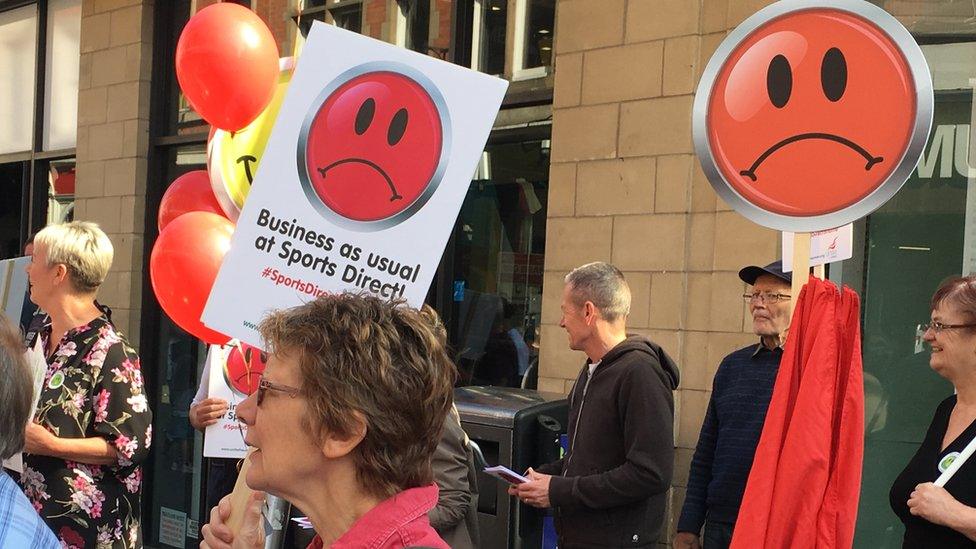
[74,0,153,347]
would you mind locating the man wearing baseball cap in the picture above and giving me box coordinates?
[674,261,793,549]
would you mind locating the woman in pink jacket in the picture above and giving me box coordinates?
[200,294,455,549]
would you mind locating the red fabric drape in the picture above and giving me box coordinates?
[729,277,864,549]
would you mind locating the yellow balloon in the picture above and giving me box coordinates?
[208,57,294,221]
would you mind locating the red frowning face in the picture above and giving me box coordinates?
[300,69,446,226]
[224,343,267,397]
[696,2,932,230]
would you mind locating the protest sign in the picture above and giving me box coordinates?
[0,257,33,328]
[203,343,265,458]
[202,23,508,346]
[782,225,854,272]
[3,339,48,473]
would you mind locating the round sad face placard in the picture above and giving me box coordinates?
[297,63,450,230]
[693,0,933,232]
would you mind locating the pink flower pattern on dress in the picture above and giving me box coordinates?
[122,468,141,494]
[94,389,110,423]
[55,341,77,358]
[22,313,150,548]
[69,471,105,519]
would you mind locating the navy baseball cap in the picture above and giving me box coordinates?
[738,260,792,285]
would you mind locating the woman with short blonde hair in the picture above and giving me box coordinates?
[32,221,113,293]
[22,221,152,548]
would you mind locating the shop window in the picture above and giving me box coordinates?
[448,137,549,388]
[846,37,975,548]
[297,0,363,37]
[0,163,27,260]
[403,0,430,54]
[870,0,976,35]
[512,0,553,80]
[456,0,553,78]
[145,144,209,547]
[43,0,81,151]
[471,0,506,75]
[0,1,77,242]
[393,0,451,60]
[46,159,75,225]
[0,5,37,155]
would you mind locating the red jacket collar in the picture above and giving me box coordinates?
[306,484,447,549]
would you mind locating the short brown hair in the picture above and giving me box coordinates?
[259,293,456,498]
[932,275,976,325]
[0,315,33,459]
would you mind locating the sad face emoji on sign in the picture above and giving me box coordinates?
[224,343,267,397]
[694,0,932,231]
[298,64,450,230]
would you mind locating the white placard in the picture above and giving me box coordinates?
[203,345,249,459]
[0,256,31,322]
[3,338,48,473]
[201,23,508,346]
[781,224,854,272]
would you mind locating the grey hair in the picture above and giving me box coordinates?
[564,262,631,322]
[34,221,114,293]
[0,315,33,460]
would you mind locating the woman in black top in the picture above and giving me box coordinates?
[890,276,976,547]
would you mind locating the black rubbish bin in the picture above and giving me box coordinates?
[455,386,568,549]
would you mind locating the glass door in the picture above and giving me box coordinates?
[853,45,976,547]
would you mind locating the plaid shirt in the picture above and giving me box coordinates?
[0,470,58,549]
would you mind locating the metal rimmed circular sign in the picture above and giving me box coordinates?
[297,61,452,232]
[693,0,933,232]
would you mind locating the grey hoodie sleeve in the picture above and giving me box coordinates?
[547,358,675,509]
[429,409,474,530]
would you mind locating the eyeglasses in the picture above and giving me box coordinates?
[916,322,976,336]
[256,378,301,406]
[743,292,792,304]
[914,322,976,351]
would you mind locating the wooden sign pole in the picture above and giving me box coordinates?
[225,450,255,533]
[791,232,812,319]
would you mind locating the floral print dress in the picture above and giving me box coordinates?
[21,315,152,549]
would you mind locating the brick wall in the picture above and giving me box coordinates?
[74,0,153,348]
[363,0,388,40]
[255,0,296,56]
[539,0,780,542]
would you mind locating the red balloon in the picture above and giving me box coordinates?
[158,170,227,231]
[175,4,278,131]
[150,212,234,345]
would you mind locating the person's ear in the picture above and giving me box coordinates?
[583,301,598,325]
[53,264,69,286]
[321,411,367,460]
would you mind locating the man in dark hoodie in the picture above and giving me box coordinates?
[510,261,679,548]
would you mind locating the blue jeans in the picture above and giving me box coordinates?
[703,520,734,549]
